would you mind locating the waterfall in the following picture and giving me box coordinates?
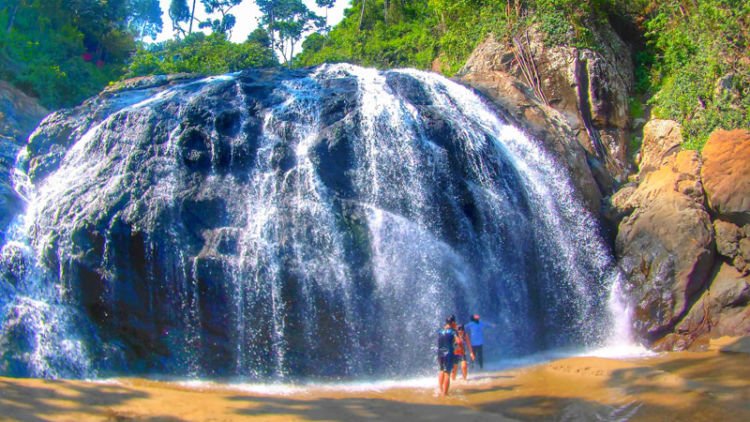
[0,64,624,380]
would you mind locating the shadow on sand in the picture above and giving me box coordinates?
[0,379,182,421]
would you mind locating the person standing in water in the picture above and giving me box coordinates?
[465,314,491,370]
[451,324,474,381]
[437,316,457,396]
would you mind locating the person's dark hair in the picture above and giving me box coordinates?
[471,315,478,322]
[458,324,464,331]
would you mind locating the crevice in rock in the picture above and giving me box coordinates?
[575,56,606,161]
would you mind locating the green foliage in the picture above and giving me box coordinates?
[126,32,278,77]
[0,0,150,108]
[644,0,750,149]
[127,0,164,40]
[198,0,243,36]
[295,1,617,74]
[257,0,325,65]
[295,0,438,69]
[169,0,192,37]
[298,0,748,151]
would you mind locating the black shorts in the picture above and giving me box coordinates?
[438,353,454,372]
[453,354,466,363]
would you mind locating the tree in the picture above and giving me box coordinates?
[247,27,272,48]
[126,32,278,77]
[257,0,325,65]
[2,0,28,33]
[0,0,141,107]
[315,0,335,29]
[126,0,163,40]
[198,0,242,36]
[169,0,191,37]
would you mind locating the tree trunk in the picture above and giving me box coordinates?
[384,0,389,25]
[188,0,197,34]
[358,0,367,32]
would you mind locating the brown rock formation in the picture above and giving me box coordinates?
[701,129,750,225]
[459,23,634,207]
[669,263,750,349]
[637,120,682,176]
[616,149,714,341]
[611,125,750,349]
[458,35,602,212]
[714,220,750,274]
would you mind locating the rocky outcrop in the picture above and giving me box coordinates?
[701,129,750,225]
[615,149,714,340]
[459,22,634,211]
[611,124,750,349]
[714,220,750,274]
[457,36,601,211]
[0,81,48,241]
[673,263,750,343]
[637,120,682,176]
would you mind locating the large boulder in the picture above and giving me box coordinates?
[2,66,615,377]
[612,124,750,349]
[459,22,634,203]
[701,129,750,225]
[637,120,682,176]
[616,150,715,341]
[665,263,750,350]
[0,81,48,241]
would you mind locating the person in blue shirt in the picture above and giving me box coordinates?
[437,315,457,396]
[465,314,492,370]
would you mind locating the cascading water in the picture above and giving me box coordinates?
[0,64,624,380]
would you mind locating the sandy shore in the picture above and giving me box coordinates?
[1,337,749,421]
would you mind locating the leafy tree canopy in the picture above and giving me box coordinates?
[0,0,159,108]
[126,31,277,77]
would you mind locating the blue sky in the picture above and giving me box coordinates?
[155,0,351,43]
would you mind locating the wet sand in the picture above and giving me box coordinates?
[1,337,749,421]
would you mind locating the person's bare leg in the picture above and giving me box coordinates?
[438,371,445,396]
[442,371,451,396]
[461,360,468,380]
[451,362,458,380]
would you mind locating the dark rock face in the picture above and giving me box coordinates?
[0,65,614,379]
[0,81,48,241]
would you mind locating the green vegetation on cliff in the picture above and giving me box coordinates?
[0,0,159,108]
[0,1,277,109]
[297,0,749,150]
[643,1,749,149]
[295,0,621,74]
[1,0,746,149]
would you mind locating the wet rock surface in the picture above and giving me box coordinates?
[616,150,714,340]
[0,81,48,241]
[1,66,612,378]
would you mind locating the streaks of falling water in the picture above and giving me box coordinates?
[0,65,630,380]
